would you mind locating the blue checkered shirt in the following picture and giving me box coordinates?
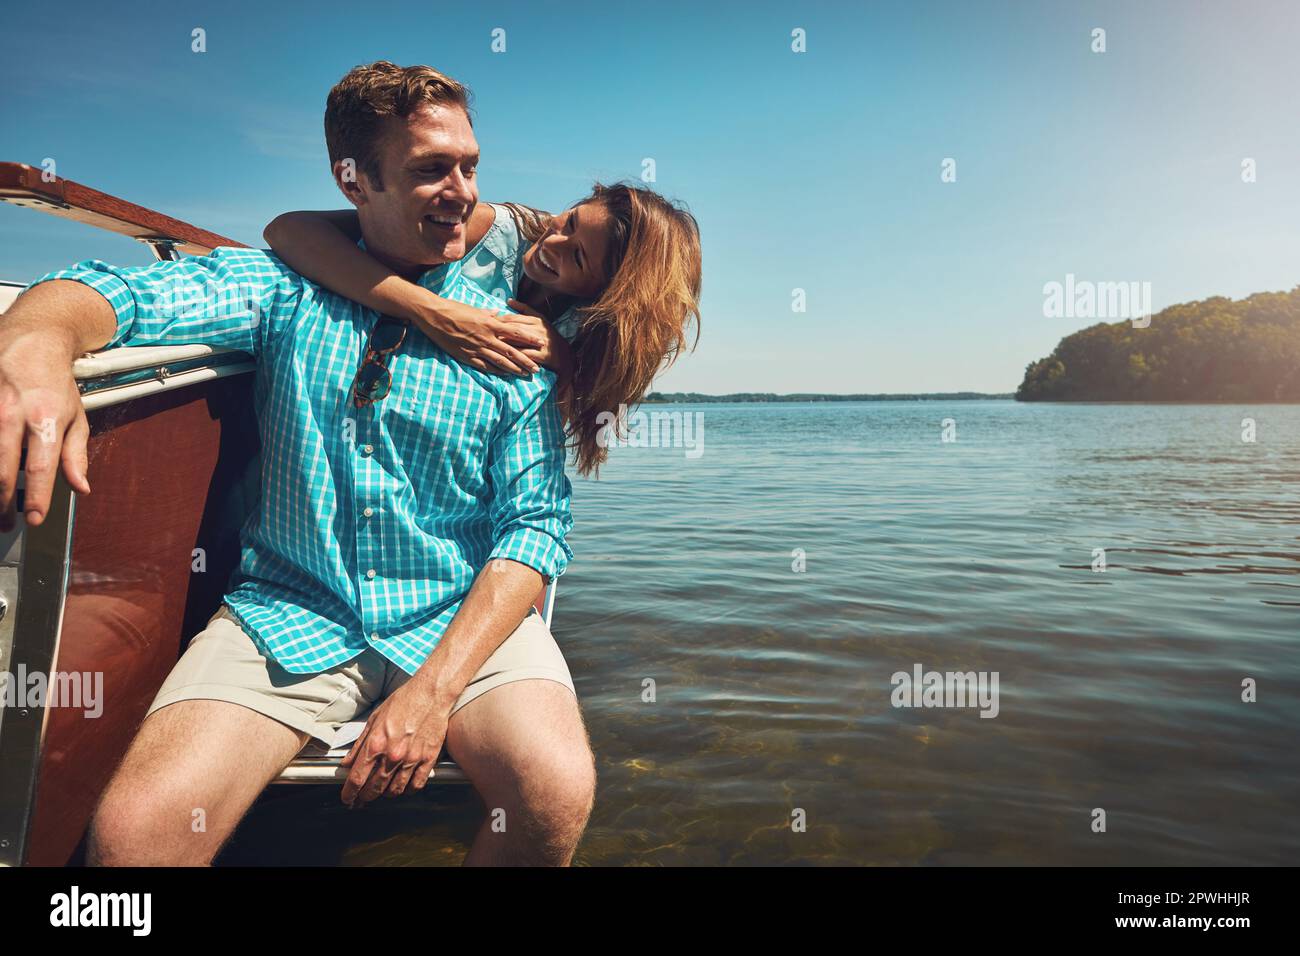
[31,248,574,675]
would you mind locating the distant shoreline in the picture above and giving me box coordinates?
[642,392,1015,403]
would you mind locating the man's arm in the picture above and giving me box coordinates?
[0,249,302,530]
[340,377,574,806]
[338,557,542,807]
[410,558,543,709]
[0,280,118,529]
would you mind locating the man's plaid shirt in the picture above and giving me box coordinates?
[32,247,573,675]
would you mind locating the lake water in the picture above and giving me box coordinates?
[220,400,1300,865]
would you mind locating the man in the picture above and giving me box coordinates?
[0,62,595,866]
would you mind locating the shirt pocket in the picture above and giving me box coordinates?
[386,350,498,498]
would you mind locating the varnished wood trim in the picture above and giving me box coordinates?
[0,162,245,255]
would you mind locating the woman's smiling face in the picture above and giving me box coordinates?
[521,201,611,299]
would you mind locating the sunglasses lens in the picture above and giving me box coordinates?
[370,318,407,352]
[354,363,391,400]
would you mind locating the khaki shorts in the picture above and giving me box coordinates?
[145,603,576,749]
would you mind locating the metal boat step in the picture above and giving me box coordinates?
[274,720,470,785]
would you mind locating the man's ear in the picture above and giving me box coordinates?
[331,158,370,208]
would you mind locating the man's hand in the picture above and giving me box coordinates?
[0,279,117,531]
[338,674,450,808]
[337,560,547,808]
[0,333,94,532]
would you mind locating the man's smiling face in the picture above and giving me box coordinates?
[340,103,479,275]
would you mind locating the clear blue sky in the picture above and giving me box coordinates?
[2,0,1297,393]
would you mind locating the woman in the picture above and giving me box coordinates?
[264,182,702,476]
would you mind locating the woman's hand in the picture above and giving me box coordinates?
[412,295,546,376]
[508,298,574,381]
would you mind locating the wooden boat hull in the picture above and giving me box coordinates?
[0,346,260,866]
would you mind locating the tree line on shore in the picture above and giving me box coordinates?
[1017,286,1300,401]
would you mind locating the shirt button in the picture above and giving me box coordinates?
[361,444,374,456]
[366,568,376,579]
[370,632,379,641]
[362,506,374,518]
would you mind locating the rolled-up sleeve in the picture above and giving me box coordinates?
[27,247,304,355]
[486,374,574,581]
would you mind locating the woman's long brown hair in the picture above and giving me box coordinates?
[500,183,702,477]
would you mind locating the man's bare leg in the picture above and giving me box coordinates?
[87,699,308,866]
[444,678,596,866]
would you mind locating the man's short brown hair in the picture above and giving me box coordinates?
[324,61,473,190]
